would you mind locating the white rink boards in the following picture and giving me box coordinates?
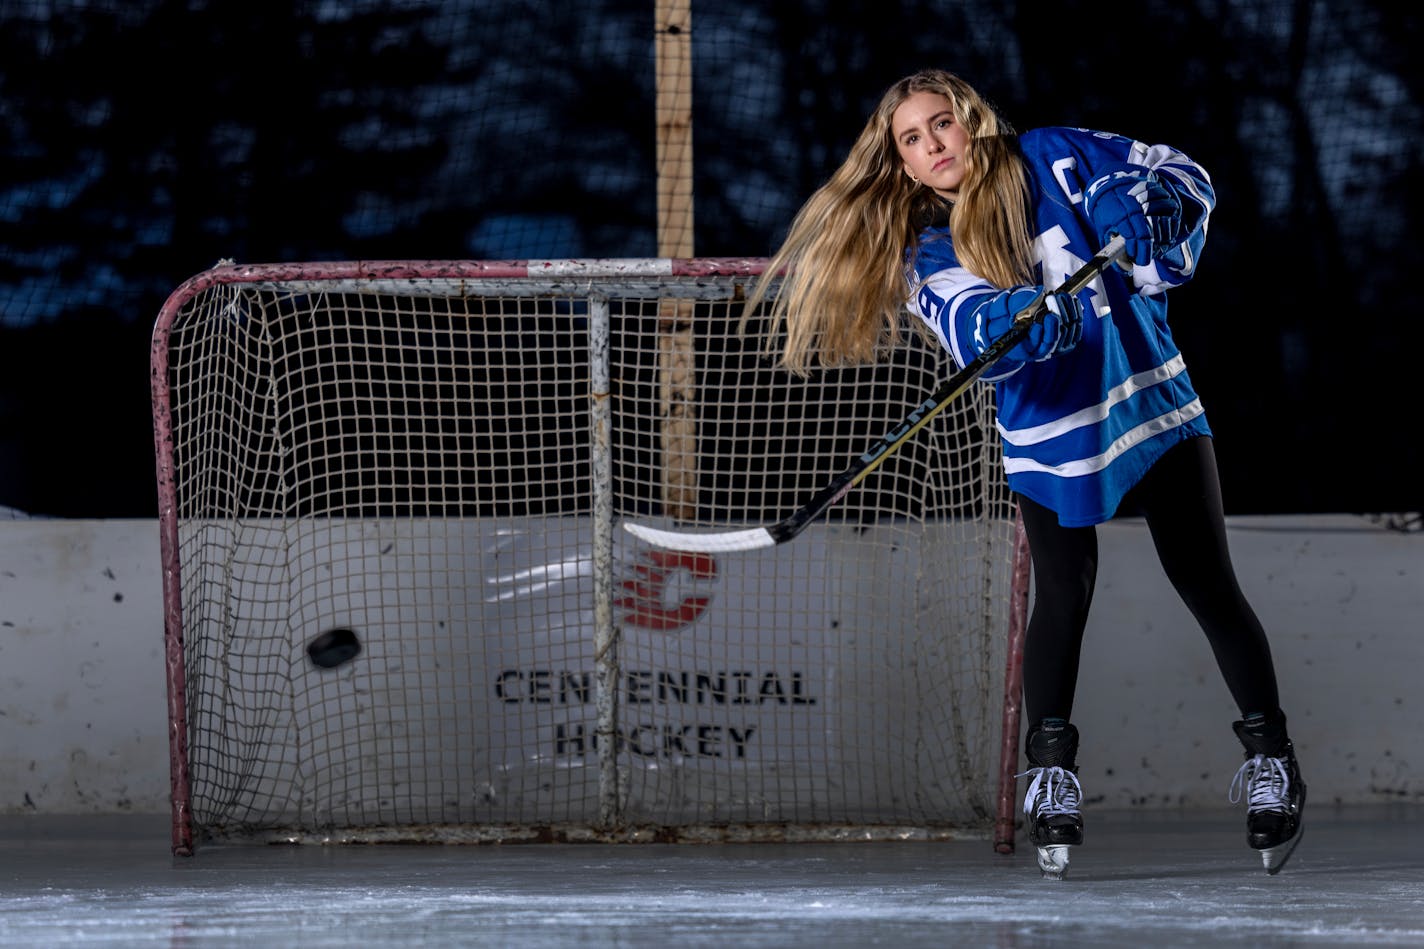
[178,515,1014,839]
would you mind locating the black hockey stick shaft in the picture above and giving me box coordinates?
[764,235,1126,545]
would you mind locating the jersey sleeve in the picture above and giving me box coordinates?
[908,236,1030,382]
[1085,133,1215,295]
[1030,126,1218,296]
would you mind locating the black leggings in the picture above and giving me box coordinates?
[1016,435,1280,726]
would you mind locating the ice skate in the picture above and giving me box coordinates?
[1229,713,1306,874]
[1020,721,1083,880]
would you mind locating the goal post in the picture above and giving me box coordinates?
[150,258,1028,855]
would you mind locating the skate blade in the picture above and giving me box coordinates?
[1261,825,1304,875]
[1037,845,1070,880]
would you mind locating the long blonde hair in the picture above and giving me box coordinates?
[746,69,1035,375]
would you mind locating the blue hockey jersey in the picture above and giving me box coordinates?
[909,127,1216,527]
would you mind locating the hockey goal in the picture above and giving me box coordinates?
[150,258,1028,856]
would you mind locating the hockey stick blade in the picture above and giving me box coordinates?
[622,236,1127,553]
[622,522,778,552]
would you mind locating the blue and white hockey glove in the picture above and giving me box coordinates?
[1084,167,1182,266]
[971,286,1084,365]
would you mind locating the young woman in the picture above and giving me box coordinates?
[746,68,1304,877]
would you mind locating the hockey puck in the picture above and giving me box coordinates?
[306,627,361,669]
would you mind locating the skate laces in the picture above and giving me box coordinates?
[1018,766,1082,818]
[1229,754,1291,812]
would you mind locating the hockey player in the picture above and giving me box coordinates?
[744,68,1305,877]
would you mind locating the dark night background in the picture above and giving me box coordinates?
[1,0,1419,519]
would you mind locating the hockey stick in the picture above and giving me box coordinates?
[623,235,1127,552]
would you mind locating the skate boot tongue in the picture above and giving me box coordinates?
[1027,720,1079,769]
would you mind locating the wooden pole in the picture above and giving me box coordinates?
[655,0,697,521]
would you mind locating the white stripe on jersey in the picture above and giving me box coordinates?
[1003,398,1205,478]
[998,354,1189,446]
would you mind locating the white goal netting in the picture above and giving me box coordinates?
[151,259,1023,853]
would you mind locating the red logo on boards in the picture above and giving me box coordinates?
[616,549,717,630]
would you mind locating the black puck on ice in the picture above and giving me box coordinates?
[306,627,361,669]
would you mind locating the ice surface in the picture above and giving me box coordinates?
[0,808,1420,948]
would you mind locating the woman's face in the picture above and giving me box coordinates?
[892,91,970,200]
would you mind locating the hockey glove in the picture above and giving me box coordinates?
[972,286,1084,365]
[1084,167,1182,266]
